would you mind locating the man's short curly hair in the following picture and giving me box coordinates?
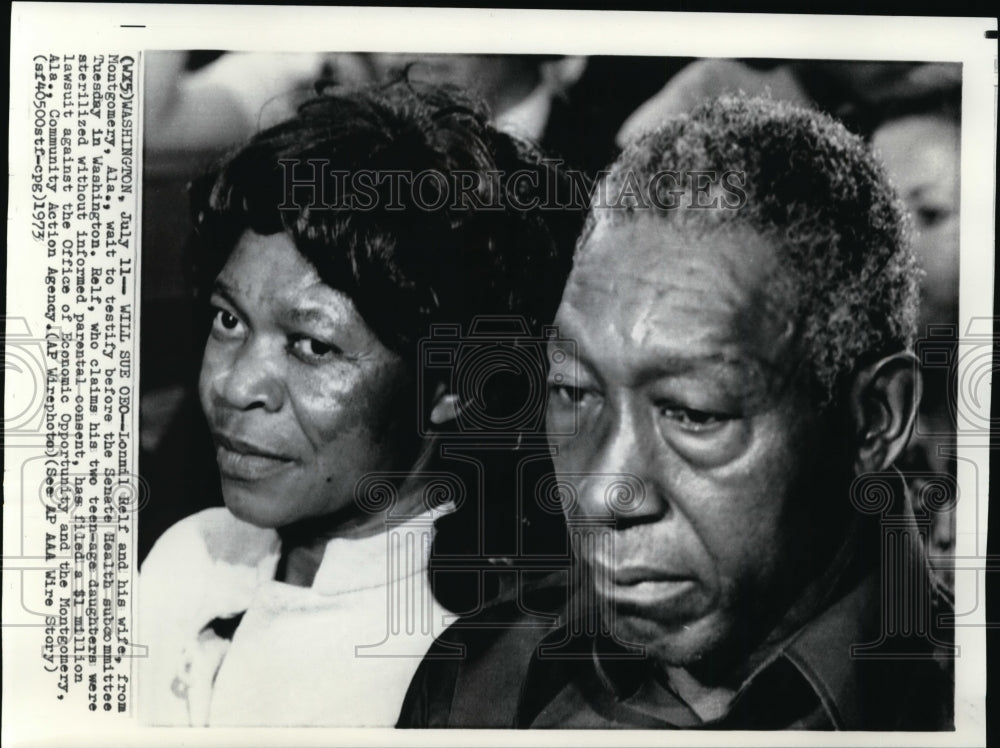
[587,95,919,406]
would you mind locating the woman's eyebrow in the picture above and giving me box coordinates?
[281,306,339,328]
[211,279,246,313]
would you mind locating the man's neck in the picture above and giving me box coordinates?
[660,665,738,722]
[659,512,874,720]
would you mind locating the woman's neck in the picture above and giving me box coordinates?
[274,487,427,587]
[275,539,328,587]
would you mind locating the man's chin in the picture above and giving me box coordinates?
[609,610,733,668]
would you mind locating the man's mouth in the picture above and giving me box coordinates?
[590,564,698,606]
[213,432,296,481]
[607,565,694,586]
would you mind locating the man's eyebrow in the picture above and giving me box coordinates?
[633,353,768,384]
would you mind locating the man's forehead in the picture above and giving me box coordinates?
[571,214,788,301]
[560,214,799,374]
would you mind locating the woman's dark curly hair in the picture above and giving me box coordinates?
[190,77,584,364]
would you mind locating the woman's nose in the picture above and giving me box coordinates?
[209,339,284,412]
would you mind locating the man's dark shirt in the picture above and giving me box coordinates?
[398,512,954,730]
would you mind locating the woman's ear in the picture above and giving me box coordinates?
[848,351,921,474]
[428,384,462,426]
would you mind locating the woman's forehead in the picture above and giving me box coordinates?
[219,231,323,299]
[216,231,379,343]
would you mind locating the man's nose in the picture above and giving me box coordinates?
[211,339,284,412]
[929,509,955,555]
[572,405,663,524]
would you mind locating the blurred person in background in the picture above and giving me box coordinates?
[369,53,586,143]
[870,69,961,349]
[144,51,372,152]
[369,53,669,176]
[870,70,962,588]
[616,60,958,147]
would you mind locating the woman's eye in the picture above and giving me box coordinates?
[548,383,589,406]
[290,336,340,362]
[210,307,244,338]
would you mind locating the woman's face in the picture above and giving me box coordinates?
[199,230,417,529]
[872,114,960,325]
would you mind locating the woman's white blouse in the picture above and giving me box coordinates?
[138,506,452,726]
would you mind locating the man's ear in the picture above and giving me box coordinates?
[848,351,920,474]
[428,383,462,427]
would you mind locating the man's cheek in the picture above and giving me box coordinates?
[663,420,754,469]
[548,423,608,479]
[718,527,785,606]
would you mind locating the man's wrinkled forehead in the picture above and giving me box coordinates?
[572,210,790,300]
[562,212,802,385]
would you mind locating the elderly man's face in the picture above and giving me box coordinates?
[546,215,836,669]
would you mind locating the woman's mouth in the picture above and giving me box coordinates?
[213,432,296,481]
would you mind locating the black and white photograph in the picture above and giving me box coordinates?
[4,5,995,747]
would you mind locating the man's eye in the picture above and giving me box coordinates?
[658,404,729,432]
[290,336,340,362]
[210,307,244,338]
